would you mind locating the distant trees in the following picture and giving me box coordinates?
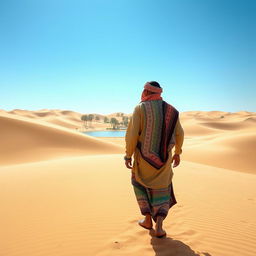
[122,116,129,127]
[81,114,94,129]
[81,115,88,128]
[110,117,119,129]
[81,113,129,130]
[88,114,94,125]
[116,112,124,117]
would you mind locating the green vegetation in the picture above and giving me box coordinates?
[110,117,119,129]
[81,114,88,128]
[80,113,129,130]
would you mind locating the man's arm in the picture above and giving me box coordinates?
[172,117,184,168]
[124,105,141,169]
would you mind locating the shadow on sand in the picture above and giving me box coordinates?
[149,230,212,256]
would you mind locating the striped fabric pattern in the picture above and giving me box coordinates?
[137,100,179,169]
[131,173,177,221]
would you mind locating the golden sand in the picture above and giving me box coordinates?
[0,109,255,256]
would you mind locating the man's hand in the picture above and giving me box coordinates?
[125,159,133,169]
[172,154,180,168]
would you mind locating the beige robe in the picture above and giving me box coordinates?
[125,103,184,189]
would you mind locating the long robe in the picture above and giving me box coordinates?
[125,101,184,189]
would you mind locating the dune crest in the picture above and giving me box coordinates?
[0,114,122,166]
[0,109,256,255]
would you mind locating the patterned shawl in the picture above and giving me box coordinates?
[137,100,179,169]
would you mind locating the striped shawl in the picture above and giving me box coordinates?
[137,100,179,169]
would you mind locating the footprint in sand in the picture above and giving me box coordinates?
[96,219,210,256]
[247,198,256,204]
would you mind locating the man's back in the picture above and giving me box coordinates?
[137,99,179,169]
[125,101,184,189]
[124,81,184,238]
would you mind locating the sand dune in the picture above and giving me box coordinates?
[96,110,256,174]
[0,114,122,166]
[2,109,125,130]
[198,121,251,130]
[181,111,256,174]
[0,109,255,255]
[181,110,255,122]
[244,117,256,123]
[0,156,255,256]
[45,117,81,129]
[183,131,256,174]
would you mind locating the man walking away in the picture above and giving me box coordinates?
[124,81,184,238]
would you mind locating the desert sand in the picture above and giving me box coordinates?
[0,109,255,256]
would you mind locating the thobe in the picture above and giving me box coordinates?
[125,104,184,189]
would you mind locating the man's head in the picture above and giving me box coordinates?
[141,81,163,101]
[148,81,161,89]
[143,81,163,95]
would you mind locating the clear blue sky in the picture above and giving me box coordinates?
[0,0,255,114]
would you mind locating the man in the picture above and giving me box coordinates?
[124,81,184,238]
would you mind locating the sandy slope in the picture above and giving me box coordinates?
[0,156,255,256]
[1,108,255,172]
[103,111,256,174]
[0,109,256,256]
[2,109,129,131]
[0,109,256,173]
[0,113,122,166]
[180,111,256,174]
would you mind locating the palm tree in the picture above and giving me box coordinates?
[88,114,94,126]
[110,117,119,129]
[122,116,129,127]
[81,115,88,129]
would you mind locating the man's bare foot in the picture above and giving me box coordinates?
[155,226,166,238]
[155,216,166,238]
[138,214,153,230]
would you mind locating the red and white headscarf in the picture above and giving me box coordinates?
[144,82,163,93]
[141,82,163,102]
